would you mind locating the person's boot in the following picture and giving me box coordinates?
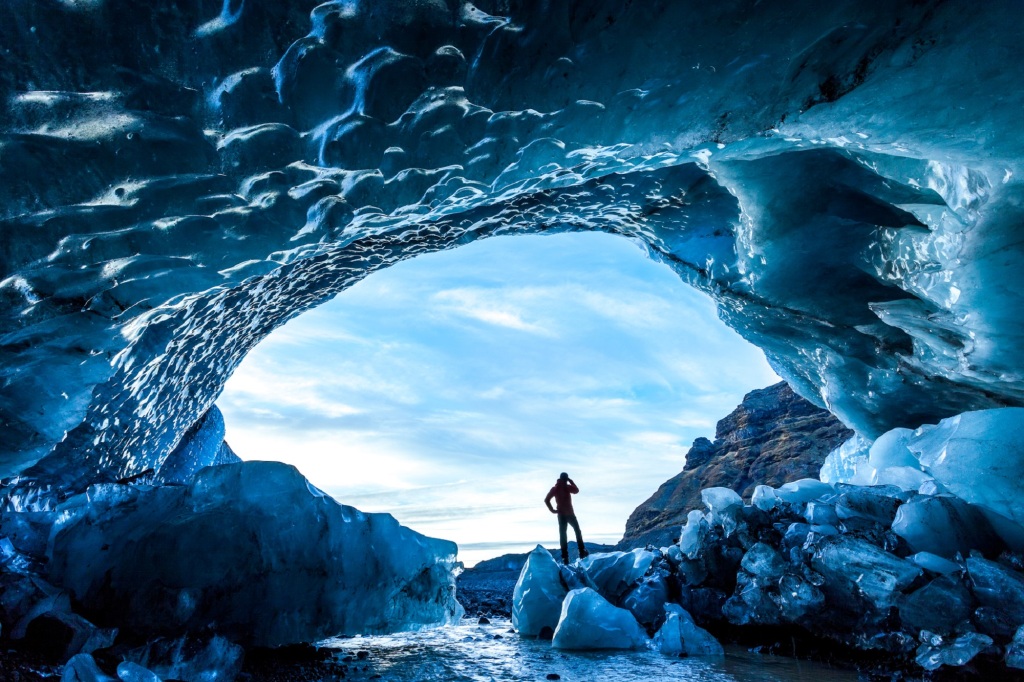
[579,548,589,559]
[562,555,570,565]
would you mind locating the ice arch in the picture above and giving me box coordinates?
[1,0,1023,497]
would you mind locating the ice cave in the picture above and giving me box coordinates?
[1,0,1024,679]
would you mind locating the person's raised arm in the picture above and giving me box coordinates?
[567,479,579,494]
[544,488,557,514]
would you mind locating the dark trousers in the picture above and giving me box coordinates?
[558,513,586,563]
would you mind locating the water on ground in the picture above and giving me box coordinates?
[320,618,860,682]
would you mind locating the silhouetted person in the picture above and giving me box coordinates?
[545,472,588,564]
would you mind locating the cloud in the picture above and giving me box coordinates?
[431,287,554,335]
[220,231,781,566]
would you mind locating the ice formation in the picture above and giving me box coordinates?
[510,545,566,637]
[653,604,723,657]
[0,0,1021,493]
[0,0,1023,675]
[550,588,646,651]
[44,461,462,646]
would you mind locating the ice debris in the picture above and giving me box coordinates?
[653,604,723,657]
[551,588,646,650]
[62,654,114,682]
[512,545,567,637]
[124,634,244,682]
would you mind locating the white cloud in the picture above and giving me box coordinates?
[430,287,555,335]
[220,231,782,565]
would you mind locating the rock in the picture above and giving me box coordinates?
[620,383,851,547]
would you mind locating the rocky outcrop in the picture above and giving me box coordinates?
[620,382,852,548]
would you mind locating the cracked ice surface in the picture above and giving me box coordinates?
[1,0,1023,494]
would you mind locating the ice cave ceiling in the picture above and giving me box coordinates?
[0,0,1022,494]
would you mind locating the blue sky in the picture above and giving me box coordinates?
[218,232,779,565]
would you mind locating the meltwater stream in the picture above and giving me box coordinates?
[319,618,858,682]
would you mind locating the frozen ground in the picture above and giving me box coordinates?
[318,618,858,682]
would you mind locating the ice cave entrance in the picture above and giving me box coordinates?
[218,231,780,566]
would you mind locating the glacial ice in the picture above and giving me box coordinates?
[679,510,710,559]
[653,604,723,657]
[551,588,646,651]
[1,0,1024,674]
[115,663,161,682]
[579,549,656,602]
[811,536,922,609]
[62,654,113,682]
[700,488,743,536]
[1,0,1022,500]
[1007,626,1024,669]
[915,632,993,671]
[123,634,244,682]
[892,494,1002,558]
[512,545,567,637]
[47,461,462,646]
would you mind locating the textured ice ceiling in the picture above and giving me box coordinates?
[1,0,1022,492]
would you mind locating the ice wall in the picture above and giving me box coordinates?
[1,0,1023,492]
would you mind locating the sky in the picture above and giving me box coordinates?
[218,232,780,566]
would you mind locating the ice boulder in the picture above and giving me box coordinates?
[1007,625,1024,669]
[47,461,461,646]
[701,487,743,535]
[750,485,780,512]
[62,653,114,682]
[774,479,833,506]
[653,604,723,657]
[579,549,656,602]
[621,569,670,632]
[551,588,646,650]
[906,409,1024,525]
[679,509,710,558]
[966,556,1024,624]
[820,435,872,485]
[834,484,905,525]
[115,662,161,682]
[915,632,992,671]
[811,536,922,609]
[892,495,1003,558]
[123,634,244,682]
[512,545,567,637]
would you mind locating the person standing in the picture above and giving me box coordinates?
[544,472,588,564]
